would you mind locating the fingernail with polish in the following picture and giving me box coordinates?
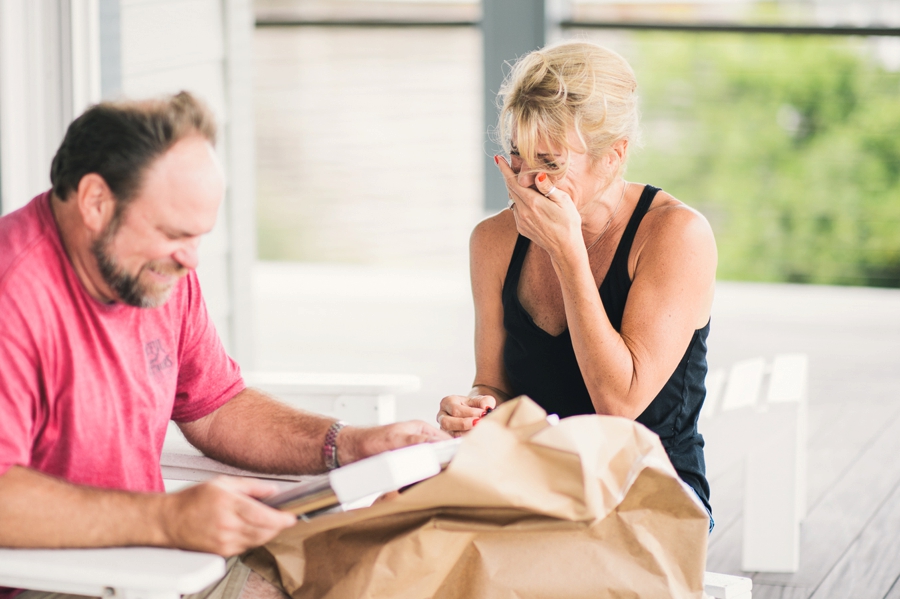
[473,418,481,426]
[481,410,488,417]
[493,155,499,165]
[537,172,547,183]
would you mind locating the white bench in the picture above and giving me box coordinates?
[700,354,809,573]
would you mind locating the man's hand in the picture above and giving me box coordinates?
[437,394,497,437]
[337,421,451,466]
[159,476,296,557]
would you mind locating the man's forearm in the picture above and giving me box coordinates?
[179,388,335,476]
[0,466,166,548]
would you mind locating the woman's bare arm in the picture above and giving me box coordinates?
[555,201,717,418]
[438,211,517,434]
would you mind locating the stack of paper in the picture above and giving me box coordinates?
[263,438,462,517]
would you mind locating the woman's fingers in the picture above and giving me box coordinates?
[440,415,478,435]
[439,395,485,419]
[533,171,563,203]
[467,395,497,411]
[495,156,537,209]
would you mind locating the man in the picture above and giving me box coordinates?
[0,92,447,598]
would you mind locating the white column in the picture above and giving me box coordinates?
[70,0,102,115]
[0,0,100,215]
[221,0,257,367]
[481,0,571,213]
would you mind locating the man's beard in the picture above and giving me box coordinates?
[91,219,186,308]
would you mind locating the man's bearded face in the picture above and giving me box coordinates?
[91,214,187,309]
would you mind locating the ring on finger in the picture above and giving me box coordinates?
[507,198,516,210]
[544,185,557,197]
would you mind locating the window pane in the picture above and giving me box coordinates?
[254,25,482,268]
[569,29,900,286]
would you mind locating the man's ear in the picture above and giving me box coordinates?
[75,174,116,234]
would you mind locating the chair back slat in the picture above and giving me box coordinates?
[720,357,766,412]
[701,368,727,420]
[767,354,808,405]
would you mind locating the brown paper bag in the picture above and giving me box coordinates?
[245,397,709,599]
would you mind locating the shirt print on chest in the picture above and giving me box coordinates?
[145,339,174,378]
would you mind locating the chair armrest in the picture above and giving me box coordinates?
[244,371,421,425]
[0,547,224,599]
[243,372,420,396]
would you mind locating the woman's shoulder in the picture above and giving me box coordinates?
[471,208,519,253]
[470,209,520,279]
[641,186,715,246]
[628,185,717,274]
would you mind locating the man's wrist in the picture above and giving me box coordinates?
[322,420,348,471]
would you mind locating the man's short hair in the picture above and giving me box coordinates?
[50,91,217,207]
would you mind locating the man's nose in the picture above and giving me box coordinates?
[172,238,200,271]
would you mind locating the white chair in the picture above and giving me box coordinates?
[700,354,809,573]
[0,371,753,597]
[241,371,421,426]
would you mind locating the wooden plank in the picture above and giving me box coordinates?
[810,480,900,599]
[804,401,900,511]
[749,583,809,599]
[882,576,900,599]
[752,408,900,588]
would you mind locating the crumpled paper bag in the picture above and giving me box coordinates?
[245,396,709,599]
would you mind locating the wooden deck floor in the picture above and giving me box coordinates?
[253,264,900,599]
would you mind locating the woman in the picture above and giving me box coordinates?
[437,41,717,523]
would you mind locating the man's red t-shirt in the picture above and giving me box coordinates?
[0,192,244,492]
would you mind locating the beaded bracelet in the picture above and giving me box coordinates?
[322,420,348,471]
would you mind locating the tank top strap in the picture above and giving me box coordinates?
[502,233,531,303]
[605,184,660,284]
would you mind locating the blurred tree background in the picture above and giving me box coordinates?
[621,32,900,287]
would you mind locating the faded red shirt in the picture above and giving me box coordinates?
[0,192,244,492]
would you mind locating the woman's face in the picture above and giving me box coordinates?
[508,128,610,213]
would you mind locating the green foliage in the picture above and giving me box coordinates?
[625,33,900,287]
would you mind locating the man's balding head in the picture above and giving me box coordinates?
[50,91,217,212]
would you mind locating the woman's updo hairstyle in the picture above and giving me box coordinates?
[495,41,640,178]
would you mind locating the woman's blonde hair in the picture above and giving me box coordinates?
[495,40,640,178]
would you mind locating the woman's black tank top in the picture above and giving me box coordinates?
[501,184,712,513]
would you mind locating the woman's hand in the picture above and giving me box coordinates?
[496,156,583,261]
[437,394,497,437]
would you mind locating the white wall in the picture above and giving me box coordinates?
[120,0,233,348]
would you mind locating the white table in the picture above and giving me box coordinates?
[0,547,224,599]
